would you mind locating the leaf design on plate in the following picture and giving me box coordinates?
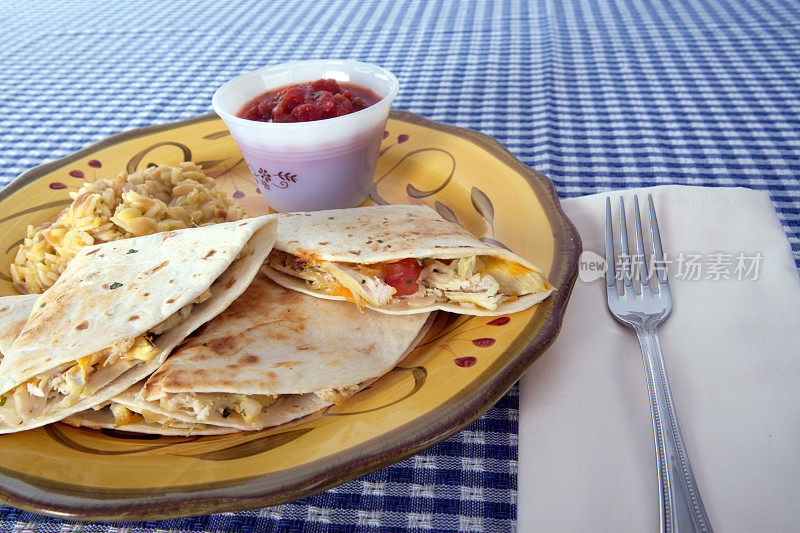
[100,429,161,440]
[454,356,477,367]
[327,366,428,416]
[471,337,496,348]
[177,428,313,461]
[0,200,72,225]
[435,201,459,224]
[203,130,231,140]
[486,316,510,326]
[470,187,494,227]
[69,170,85,179]
[371,148,455,204]
[126,142,192,174]
[5,237,24,254]
[480,237,511,251]
[195,159,229,170]
[414,313,472,349]
[49,182,67,190]
[45,424,200,455]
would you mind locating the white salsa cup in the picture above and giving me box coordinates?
[212,59,399,212]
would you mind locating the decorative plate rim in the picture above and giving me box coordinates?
[0,110,582,521]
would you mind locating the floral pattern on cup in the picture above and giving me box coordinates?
[250,167,299,191]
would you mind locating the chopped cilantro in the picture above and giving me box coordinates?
[0,396,5,406]
[418,258,430,265]
[109,282,123,290]
[361,279,366,284]
[127,249,138,254]
[387,245,391,248]
[377,239,383,243]
[221,408,231,418]
[406,278,413,283]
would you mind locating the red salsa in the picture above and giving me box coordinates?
[237,79,382,123]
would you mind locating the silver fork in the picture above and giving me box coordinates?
[604,194,712,533]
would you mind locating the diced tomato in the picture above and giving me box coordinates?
[385,258,422,296]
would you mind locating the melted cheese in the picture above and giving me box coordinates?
[121,335,159,363]
[480,256,553,295]
[111,403,142,427]
[481,256,531,276]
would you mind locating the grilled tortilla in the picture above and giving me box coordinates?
[92,273,433,433]
[261,205,554,315]
[0,215,277,433]
[0,295,38,360]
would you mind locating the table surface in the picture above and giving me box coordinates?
[1,0,798,531]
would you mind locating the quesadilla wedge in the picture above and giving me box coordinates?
[108,273,433,433]
[0,215,277,433]
[262,205,554,315]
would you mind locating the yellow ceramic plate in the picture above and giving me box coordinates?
[0,111,580,521]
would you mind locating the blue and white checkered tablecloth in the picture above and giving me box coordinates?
[0,0,798,531]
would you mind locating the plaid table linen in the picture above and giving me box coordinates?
[0,0,798,531]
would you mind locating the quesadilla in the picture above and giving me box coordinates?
[262,205,554,315]
[0,215,277,433]
[77,272,432,434]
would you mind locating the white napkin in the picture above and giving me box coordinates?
[518,185,800,532]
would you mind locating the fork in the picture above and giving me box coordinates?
[604,194,712,533]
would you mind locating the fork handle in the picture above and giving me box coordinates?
[636,325,713,533]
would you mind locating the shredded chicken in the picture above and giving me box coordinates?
[318,262,394,307]
[314,385,360,404]
[158,392,279,424]
[419,257,503,310]
[267,250,337,289]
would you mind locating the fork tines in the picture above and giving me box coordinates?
[604,194,670,297]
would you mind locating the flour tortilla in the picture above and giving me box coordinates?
[0,295,38,359]
[131,272,433,432]
[261,205,553,315]
[0,215,278,433]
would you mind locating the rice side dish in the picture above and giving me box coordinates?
[10,162,244,294]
